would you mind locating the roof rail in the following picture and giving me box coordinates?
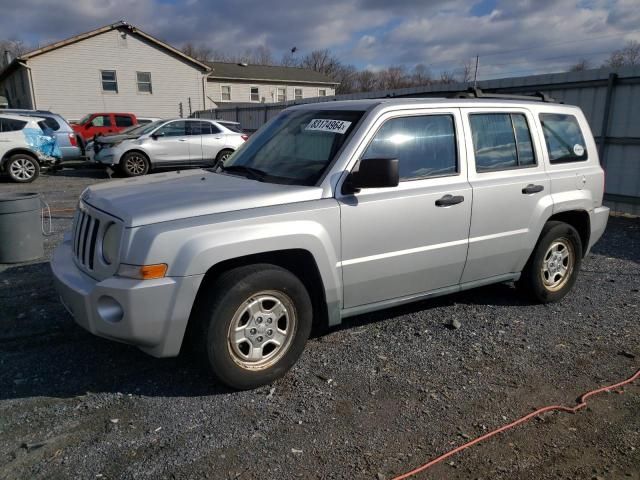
[451,87,559,103]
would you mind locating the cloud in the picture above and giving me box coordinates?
[0,0,638,78]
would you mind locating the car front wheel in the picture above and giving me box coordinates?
[518,221,583,303]
[120,151,150,176]
[6,154,40,183]
[192,264,312,390]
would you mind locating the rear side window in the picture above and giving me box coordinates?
[115,115,134,127]
[186,121,213,135]
[220,123,242,133]
[363,114,457,181]
[469,113,536,172]
[41,117,60,131]
[0,118,27,132]
[539,113,588,163]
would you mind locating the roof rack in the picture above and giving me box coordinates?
[451,87,559,103]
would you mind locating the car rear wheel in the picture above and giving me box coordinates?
[120,151,150,177]
[518,221,582,303]
[215,149,234,166]
[192,264,312,390]
[6,154,40,183]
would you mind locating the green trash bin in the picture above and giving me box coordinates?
[0,192,44,263]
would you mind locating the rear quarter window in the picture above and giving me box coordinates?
[41,117,61,131]
[539,113,588,163]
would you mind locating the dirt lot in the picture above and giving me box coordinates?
[0,168,638,480]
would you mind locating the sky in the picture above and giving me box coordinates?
[1,0,639,80]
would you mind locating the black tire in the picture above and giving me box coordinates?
[192,264,312,390]
[215,149,234,166]
[517,221,583,303]
[6,154,40,183]
[120,151,150,177]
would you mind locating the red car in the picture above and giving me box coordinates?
[72,113,138,140]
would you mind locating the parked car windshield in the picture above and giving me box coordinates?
[218,109,364,185]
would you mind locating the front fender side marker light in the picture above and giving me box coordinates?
[118,263,168,280]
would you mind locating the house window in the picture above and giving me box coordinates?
[294,88,303,100]
[221,85,231,101]
[318,89,327,97]
[250,86,259,102]
[101,70,118,92]
[276,87,286,102]
[136,72,152,93]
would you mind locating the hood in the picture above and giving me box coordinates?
[96,133,140,145]
[82,169,323,227]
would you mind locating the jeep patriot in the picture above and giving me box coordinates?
[52,96,609,389]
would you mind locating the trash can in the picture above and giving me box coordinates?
[0,192,44,263]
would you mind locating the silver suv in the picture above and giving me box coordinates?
[93,118,247,176]
[52,96,609,389]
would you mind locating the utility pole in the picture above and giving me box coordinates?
[473,55,479,88]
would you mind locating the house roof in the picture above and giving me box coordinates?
[0,21,211,81]
[206,62,339,85]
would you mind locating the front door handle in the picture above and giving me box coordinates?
[522,184,544,194]
[435,194,465,207]
[178,138,187,142]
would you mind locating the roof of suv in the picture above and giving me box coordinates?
[291,97,577,111]
[0,113,45,123]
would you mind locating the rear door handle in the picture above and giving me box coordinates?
[435,194,465,207]
[522,184,544,194]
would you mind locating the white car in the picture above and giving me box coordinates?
[93,118,248,176]
[0,113,60,182]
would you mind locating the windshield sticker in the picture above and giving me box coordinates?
[305,119,352,134]
[573,144,585,156]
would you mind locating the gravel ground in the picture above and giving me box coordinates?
[0,169,638,480]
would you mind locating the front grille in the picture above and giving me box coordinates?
[73,209,100,270]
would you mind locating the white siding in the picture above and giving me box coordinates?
[27,29,206,119]
[206,80,335,106]
[0,67,34,109]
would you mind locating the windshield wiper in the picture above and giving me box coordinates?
[218,164,267,181]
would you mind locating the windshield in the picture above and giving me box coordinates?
[78,114,92,125]
[219,109,364,185]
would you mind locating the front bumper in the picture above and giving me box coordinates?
[51,236,203,357]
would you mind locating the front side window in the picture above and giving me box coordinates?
[295,88,303,100]
[221,85,231,101]
[90,115,112,127]
[362,115,457,181]
[221,109,364,185]
[136,72,152,93]
[276,87,286,102]
[469,113,536,172]
[101,70,118,92]
[115,115,134,127]
[540,113,588,163]
[156,121,186,137]
[250,87,259,102]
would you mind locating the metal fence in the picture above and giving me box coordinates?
[194,66,640,214]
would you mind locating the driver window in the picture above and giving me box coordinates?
[156,121,186,137]
[362,114,458,181]
[90,115,111,127]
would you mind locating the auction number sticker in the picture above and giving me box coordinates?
[305,119,352,134]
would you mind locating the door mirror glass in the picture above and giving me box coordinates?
[151,131,165,139]
[345,157,399,192]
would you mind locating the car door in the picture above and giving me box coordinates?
[144,120,189,165]
[338,109,472,309]
[184,120,206,165]
[200,122,227,164]
[460,108,551,283]
[86,114,113,138]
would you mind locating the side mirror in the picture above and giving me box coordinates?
[343,157,399,194]
[151,131,165,140]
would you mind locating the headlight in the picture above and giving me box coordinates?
[102,223,119,264]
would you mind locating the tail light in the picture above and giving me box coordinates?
[68,133,78,147]
[241,134,249,142]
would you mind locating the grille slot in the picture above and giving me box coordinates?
[73,210,100,270]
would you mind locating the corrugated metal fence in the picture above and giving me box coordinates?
[194,66,640,214]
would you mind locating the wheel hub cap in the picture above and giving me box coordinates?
[227,291,296,370]
[541,238,574,291]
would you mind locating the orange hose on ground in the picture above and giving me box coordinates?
[391,368,640,480]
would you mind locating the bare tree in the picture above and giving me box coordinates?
[569,58,591,71]
[280,51,299,67]
[247,45,274,65]
[334,64,358,94]
[438,70,457,84]
[355,70,378,92]
[604,40,640,68]
[460,60,474,83]
[377,66,409,89]
[1,39,29,65]
[300,49,342,78]
[411,64,432,86]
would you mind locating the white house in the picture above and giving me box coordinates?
[0,21,211,120]
[205,62,338,107]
